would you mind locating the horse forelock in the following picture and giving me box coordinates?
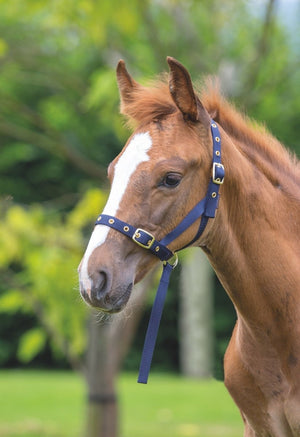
[120,77,177,128]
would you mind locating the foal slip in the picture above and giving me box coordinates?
[95,120,224,383]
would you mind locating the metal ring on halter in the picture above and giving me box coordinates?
[163,253,178,269]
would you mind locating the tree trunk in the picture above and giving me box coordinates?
[85,316,118,437]
[179,248,214,378]
[84,274,154,437]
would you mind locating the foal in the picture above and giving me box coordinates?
[78,57,300,436]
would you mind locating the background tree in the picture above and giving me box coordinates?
[180,249,214,378]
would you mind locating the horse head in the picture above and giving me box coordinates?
[78,57,214,312]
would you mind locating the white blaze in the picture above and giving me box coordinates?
[79,132,152,287]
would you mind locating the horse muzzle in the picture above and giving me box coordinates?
[78,242,137,313]
[79,265,134,312]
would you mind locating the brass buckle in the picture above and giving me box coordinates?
[132,228,155,249]
[212,162,225,185]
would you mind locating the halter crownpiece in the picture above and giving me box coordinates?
[94,120,224,383]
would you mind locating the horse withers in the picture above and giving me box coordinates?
[78,57,300,436]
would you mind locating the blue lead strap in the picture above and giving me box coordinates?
[94,120,224,384]
[137,262,173,383]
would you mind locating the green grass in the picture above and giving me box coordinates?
[0,370,243,437]
[0,370,85,437]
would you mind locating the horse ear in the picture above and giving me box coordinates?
[116,60,141,108]
[167,57,210,124]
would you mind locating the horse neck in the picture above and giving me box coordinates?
[202,130,300,340]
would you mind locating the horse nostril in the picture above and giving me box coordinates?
[89,269,112,308]
[95,270,108,299]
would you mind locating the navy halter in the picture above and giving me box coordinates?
[95,120,224,383]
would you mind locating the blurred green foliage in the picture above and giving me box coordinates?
[0,188,106,368]
[0,0,299,372]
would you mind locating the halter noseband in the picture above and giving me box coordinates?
[94,120,224,383]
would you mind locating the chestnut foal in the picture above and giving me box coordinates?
[78,57,300,436]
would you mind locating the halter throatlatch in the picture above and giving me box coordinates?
[94,120,224,383]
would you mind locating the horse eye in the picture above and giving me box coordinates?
[163,173,182,188]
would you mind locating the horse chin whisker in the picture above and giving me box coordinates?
[93,310,113,325]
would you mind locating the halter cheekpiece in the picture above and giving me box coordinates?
[95,120,224,383]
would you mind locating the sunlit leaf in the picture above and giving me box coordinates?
[0,290,26,313]
[17,328,47,363]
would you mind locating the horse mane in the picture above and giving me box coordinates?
[121,75,299,183]
[201,79,299,183]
